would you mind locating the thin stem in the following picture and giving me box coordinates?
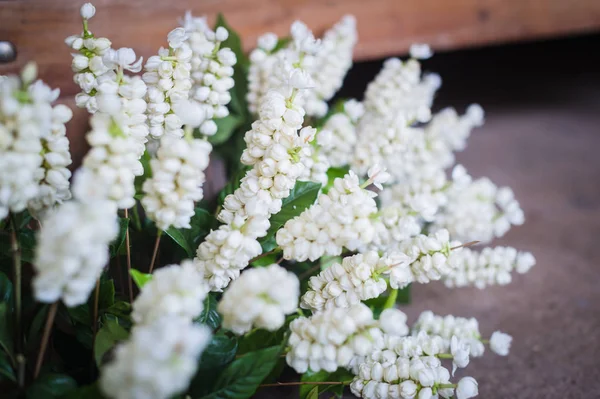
[34,302,58,378]
[451,241,480,250]
[259,380,351,388]
[92,279,101,340]
[149,232,162,274]
[9,215,24,387]
[124,208,133,303]
[383,288,398,309]
[436,353,453,359]
[249,248,278,264]
[437,383,457,389]
[298,264,321,280]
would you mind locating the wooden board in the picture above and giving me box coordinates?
[1,0,599,97]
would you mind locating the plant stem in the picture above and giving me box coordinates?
[451,241,480,250]
[298,264,321,280]
[9,215,24,387]
[92,279,101,339]
[383,288,398,309]
[34,302,58,378]
[249,248,279,263]
[436,353,453,359]
[124,208,133,303]
[259,380,351,388]
[148,232,162,274]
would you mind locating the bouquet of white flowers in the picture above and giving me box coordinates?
[0,3,536,398]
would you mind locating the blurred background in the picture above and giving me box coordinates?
[2,1,600,397]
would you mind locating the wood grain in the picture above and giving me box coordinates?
[1,0,599,97]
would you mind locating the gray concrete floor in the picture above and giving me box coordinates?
[261,34,600,398]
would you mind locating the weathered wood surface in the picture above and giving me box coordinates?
[1,0,600,97]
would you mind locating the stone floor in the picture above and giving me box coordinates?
[261,33,600,398]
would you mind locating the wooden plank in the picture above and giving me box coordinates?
[1,0,599,97]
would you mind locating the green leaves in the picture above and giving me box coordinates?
[0,303,14,358]
[109,217,129,257]
[0,271,12,304]
[324,166,350,194]
[364,284,412,318]
[199,346,281,399]
[259,181,321,251]
[26,373,78,399]
[0,228,36,263]
[165,208,217,257]
[190,335,238,396]
[0,349,15,382]
[195,294,221,330]
[94,319,129,366]
[306,387,319,399]
[130,269,152,289]
[209,114,244,145]
[299,369,354,399]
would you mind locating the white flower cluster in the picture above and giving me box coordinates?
[302,15,358,117]
[386,229,456,289]
[131,260,209,326]
[182,12,237,136]
[143,27,193,138]
[246,33,280,114]
[100,317,211,399]
[276,170,379,262]
[27,103,73,219]
[412,311,513,357]
[73,113,140,209]
[318,99,364,167]
[193,21,320,291]
[432,165,524,243]
[298,144,330,186]
[301,251,388,311]
[0,67,66,220]
[444,246,536,289]
[286,303,382,373]
[141,135,212,230]
[350,332,478,399]
[32,199,118,307]
[218,264,299,334]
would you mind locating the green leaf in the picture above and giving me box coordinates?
[104,301,132,320]
[134,150,152,197]
[94,318,129,366]
[68,304,91,325]
[63,384,105,399]
[0,303,14,357]
[209,114,243,145]
[237,328,283,355]
[27,305,48,355]
[98,278,115,311]
[273,37,291,52]
[190,335,238,396]
[130,269,152,289]
[323,166,350,194]
[0,229,36,263]
[26,373,78,399]
[396,284,411,304]
[0,349,15,382]
[195,294,221,330]
[250,251,280,267]
[199,346,280,399]
[306,386,319,399]
[259,181,321,251]
[166,208,217,257]
[0,271,12,304]
[109,217,129,257]
[299,369,354,399]
[363,285,411,318]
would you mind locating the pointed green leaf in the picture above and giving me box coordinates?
[68,304,91,325]
[27,305,48,355]
[195,294,221,330]
[94,318,129,366]
[166,208,217,257]
[259,181,321,251]
[299,369,354,399]
[199,346,280,399]
[0,349,15,382]
[190,334,238,396]
[104,301,132,320]
[209,114,243,145]
[130,269,152,289]
[98,278,115,311]
[109,217,129,257]
[306,387,319,399]
[26,373,78,399]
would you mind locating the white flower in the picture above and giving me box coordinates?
[450,336,471,375]
[489,331,512,356]
[257,33,278,51]
[168,27,190,49]
[80,2,96,19]
[33,200,118,307]
[100,318,211,399]
[132,261,209,326]
[218,264,299,334]
[286,304,379,373]
[103,48,143,73]
[409,44,433,60]
[367,164,391,190]
[142,136,212,230]
[379,309,410,337]
[456,377,478,399]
